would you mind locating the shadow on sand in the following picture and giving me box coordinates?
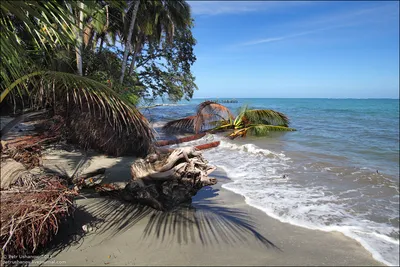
[37,146,280,264]
[43,185,279,261]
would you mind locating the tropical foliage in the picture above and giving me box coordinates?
[1,0,197,156]
[163,101,296,139]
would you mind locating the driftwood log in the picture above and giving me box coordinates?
[122,147,217,210]
[155,133,207,147]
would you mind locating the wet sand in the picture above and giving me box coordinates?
[32,153,383,266]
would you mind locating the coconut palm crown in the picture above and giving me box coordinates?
[163,101,296,139]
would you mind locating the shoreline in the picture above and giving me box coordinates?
[200,134,398,267]
[32,156,383,266]
[218,173,391,266]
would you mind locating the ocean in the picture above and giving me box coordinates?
[143,98,399,266]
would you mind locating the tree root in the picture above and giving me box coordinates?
[124,147,217,210]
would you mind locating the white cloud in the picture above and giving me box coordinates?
[238,3,398,46]
[240,26,346,46]
[242,37,285,46]
[292,3,398,29]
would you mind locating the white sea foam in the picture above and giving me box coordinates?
[151,121,168,128]
[200,136,399,266]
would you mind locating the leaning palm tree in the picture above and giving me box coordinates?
[163,101,296,139]
[1,1,154,156]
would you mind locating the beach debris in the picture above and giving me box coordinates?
[82,224,93,233]
[73,168,107,186]
[0,109,48,138]
[155,141,221,155]
[4,142,43,169]
[123,147,217,210]
[194,141,220,150]
[0,175,77,260]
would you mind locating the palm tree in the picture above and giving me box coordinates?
[163,101,296,139]
[121,0,192,80]
[1,0,154,156]
[74,1,84,76]
[120,0,140,84]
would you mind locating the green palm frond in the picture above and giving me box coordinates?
[227,124,296,139]
[243,109,290,127]
[0,0,78,88]
[212,122,234,132]
[195,101,234,133]
[2,71,154,155]
[247,124,296,136]
[0,1,153,156]
[233,105,249,127]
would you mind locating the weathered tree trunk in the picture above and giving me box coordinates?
[0,109,47,138]
[194,141,220,150]
[98,34,105,55]
[76,2,84,76]
[120,0,140,84]
[128,50,137,76]
[156,141,220,154]
[122,147,217,210]
[155,133,206,147]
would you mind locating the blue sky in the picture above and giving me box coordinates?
[187,1,399,98]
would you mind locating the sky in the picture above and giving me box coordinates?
[187,1,399,99]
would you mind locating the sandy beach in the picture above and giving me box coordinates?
[29,149,384,266]
[3,1,398,266]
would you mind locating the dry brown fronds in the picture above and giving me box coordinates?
[0,176,77,259]
[6,144,42,169]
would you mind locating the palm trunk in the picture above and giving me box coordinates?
[98,34,105,55]
[119,0,140,84]
[75,1,84,76]
[87,29,96,51]
[155,133,207,147]
[128,50,137,75]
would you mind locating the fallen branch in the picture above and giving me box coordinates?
[155,141,221,155]
[195,141,220,150]
[155,133,206,147]
[0,109,47,139]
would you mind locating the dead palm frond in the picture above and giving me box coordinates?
[162,115,197,133]
[194,101,234,133]
[162,114,220,133]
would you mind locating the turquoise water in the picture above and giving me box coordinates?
[144,98,399,265]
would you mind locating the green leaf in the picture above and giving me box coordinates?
[243,109,290,127]
[247,124,296,136]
